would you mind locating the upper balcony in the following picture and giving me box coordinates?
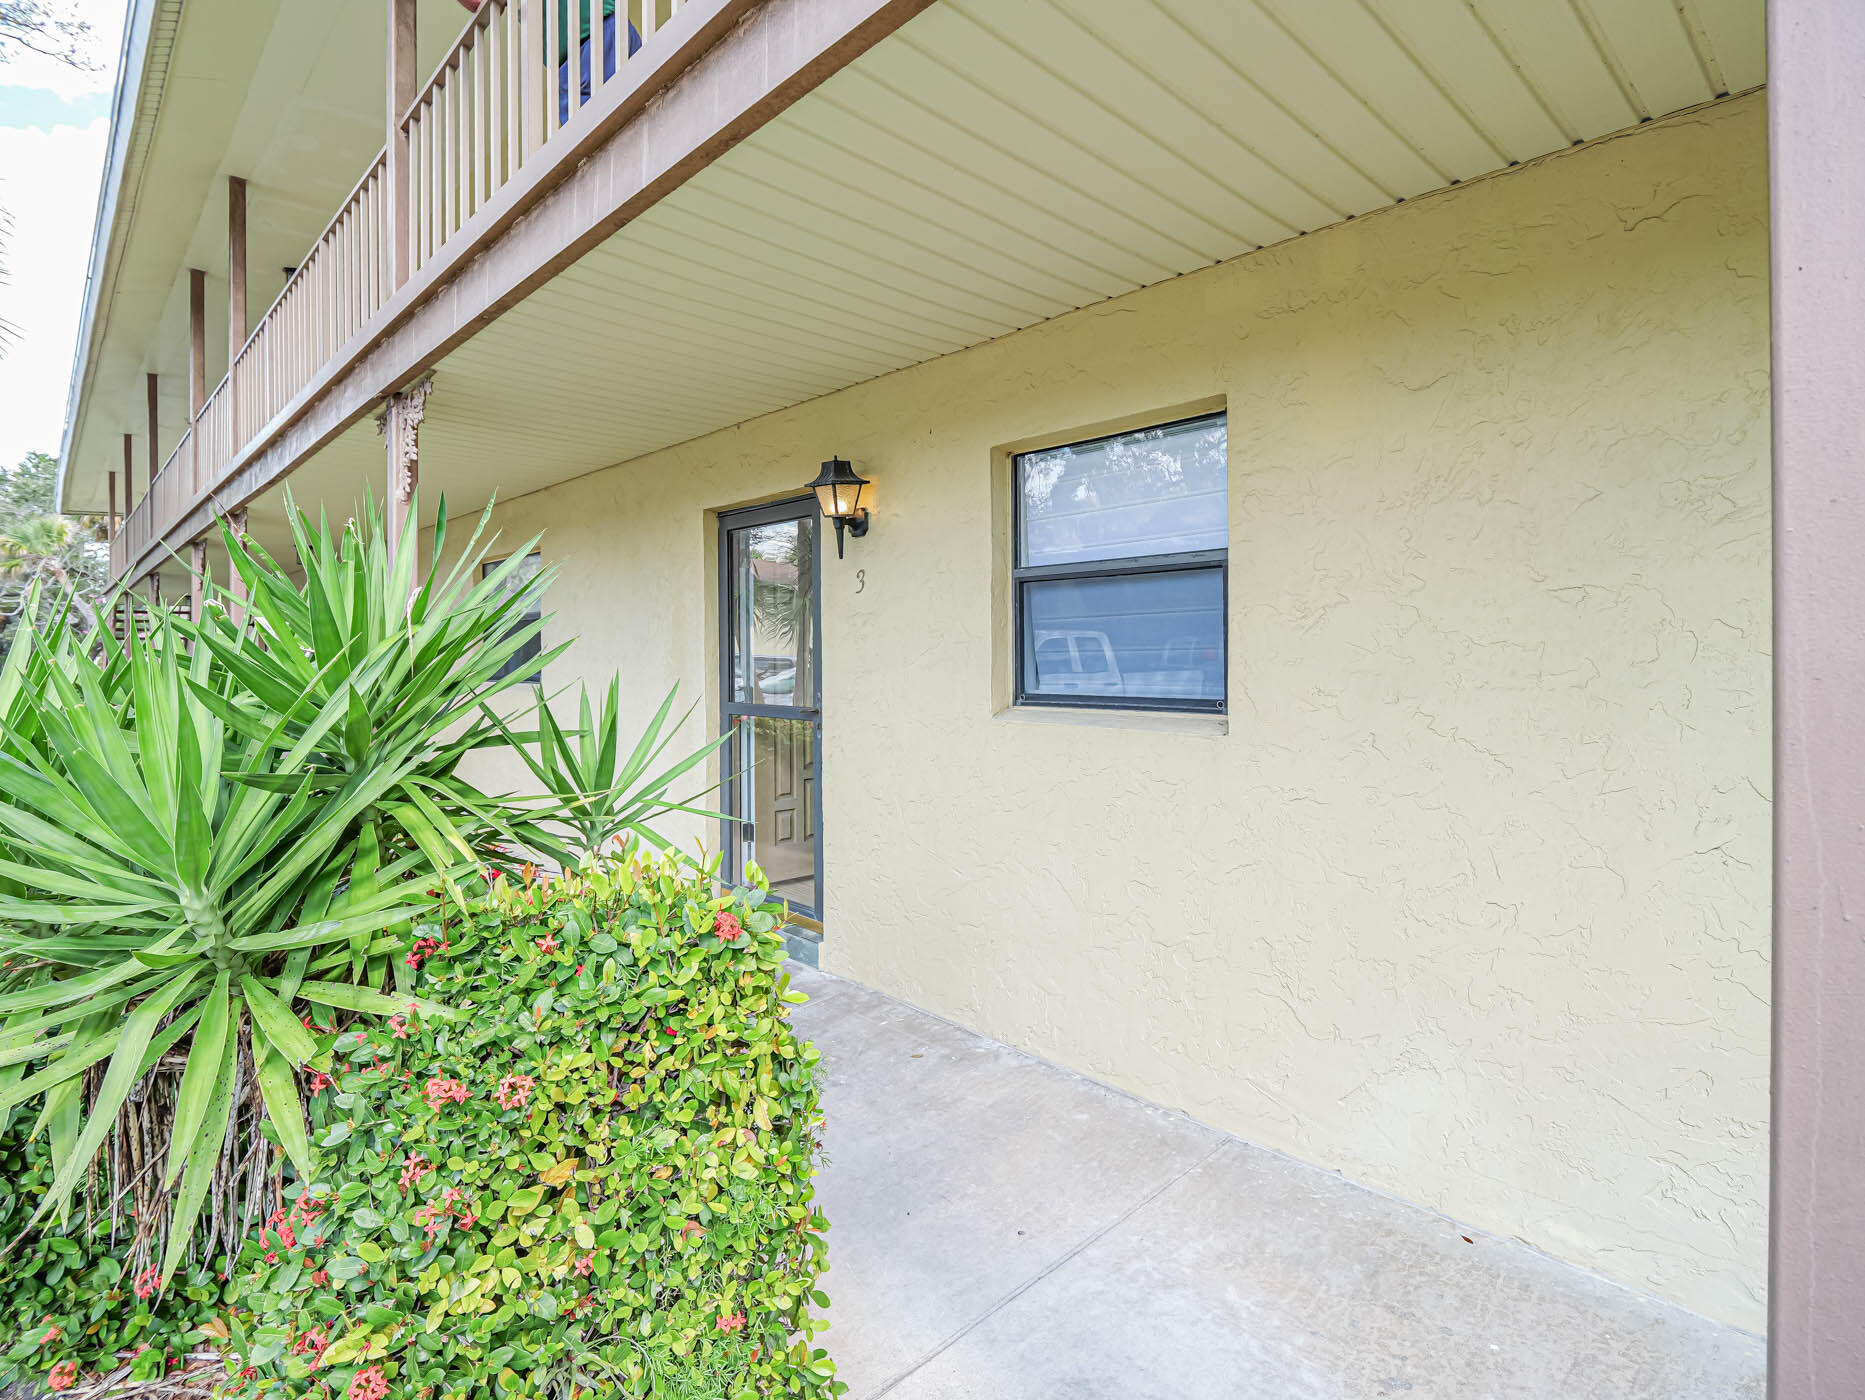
[67,0,864,584]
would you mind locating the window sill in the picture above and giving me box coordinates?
[994,704,1228,738]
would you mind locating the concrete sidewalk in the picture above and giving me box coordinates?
[787,966,1765,1400]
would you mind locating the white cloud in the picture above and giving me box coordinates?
[0,0,128,470]
[0,117,108,469]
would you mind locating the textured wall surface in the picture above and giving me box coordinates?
[436,95,1772,1330]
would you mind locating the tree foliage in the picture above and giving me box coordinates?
[0,0,95,69]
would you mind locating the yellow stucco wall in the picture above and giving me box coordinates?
[435,94,1771,1329]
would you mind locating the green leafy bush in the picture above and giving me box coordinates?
[225,852,837,1400]
[0,1130,229,1390]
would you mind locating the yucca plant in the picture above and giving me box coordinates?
[0,495,573,1285]
[485,677,731,861]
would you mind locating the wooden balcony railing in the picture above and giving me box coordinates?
[403,0,689,274]
[114,1,692,582]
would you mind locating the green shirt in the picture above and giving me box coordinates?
[556,0,618,65]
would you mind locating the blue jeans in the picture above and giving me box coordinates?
[559,14,643,125]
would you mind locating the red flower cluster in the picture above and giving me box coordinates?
[715,1309,747,1335]
[422,1076,470,1110]
[132,1265,161,1300]
[495,1073,535,1111]
[398,1152,433,1191]
[714,911,744,943]
[307,1071,333,1096]
[47,1360,77,1392]
[536,932,560,955]
[404,933,445,971]
[348,1365,389,1400]
[290,1326,329,1358]
[415,1183,479,1241]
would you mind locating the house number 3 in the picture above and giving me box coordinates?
[855,569,866,594]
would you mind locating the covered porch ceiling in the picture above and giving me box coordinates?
[157,0,1765,584]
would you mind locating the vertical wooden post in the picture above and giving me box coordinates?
[227,506,250,624]
[189,270,207,421]
[379,377,433,601]
[388,0,418,291]
[113,438,126,539]
[189,269,207,493]
[144,371,158,492]
[190,540,208,624]
[1769,2,1865,1396]
[228,176,248,354]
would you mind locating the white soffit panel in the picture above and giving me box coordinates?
[412,0,1763,506]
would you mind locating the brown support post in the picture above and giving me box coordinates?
[189,269,207,420]
[387,0,418,290]
[189,540,207,624]
[378,378,432,599]
[228,177,248,357]
[190,269,207,494]
[227,506,250,624]
[1768,2,1865,1397]
[144,371,157,491]
[113,440,125,539]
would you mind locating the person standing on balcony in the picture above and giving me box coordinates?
[455,0,642,124]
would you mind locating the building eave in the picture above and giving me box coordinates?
[54,0,178,514]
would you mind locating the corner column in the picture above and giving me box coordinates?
[1768,2,1865,1396]
[379,377,433,597]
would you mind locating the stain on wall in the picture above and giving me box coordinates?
[435,94,1771,1329]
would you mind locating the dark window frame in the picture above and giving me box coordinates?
[482,551,545,686]
[1011,412,1229,715]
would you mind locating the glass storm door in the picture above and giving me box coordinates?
[719,500,822,919]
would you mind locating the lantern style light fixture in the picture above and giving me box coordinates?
[807,457,870,559]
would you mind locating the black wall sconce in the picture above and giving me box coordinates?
[807,457,870,559]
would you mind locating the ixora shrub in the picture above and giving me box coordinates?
[0,1130,229,1390]
[224,852,836,1400]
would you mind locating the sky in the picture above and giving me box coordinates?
[0,0,128,473]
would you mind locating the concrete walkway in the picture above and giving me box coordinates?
[787,967,1766,1400]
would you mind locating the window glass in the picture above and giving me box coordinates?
[482,552,544,685]
[1021,570,1224,703]
[733,715,817,912]
[1018,414,1227,567]
[729,518,815,706]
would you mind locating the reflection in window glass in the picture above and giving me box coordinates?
[730,520,815,707]
[1023,571,1224,702]
[1014,413,1228,711]
[1019,414,1227,567]
[482,552,544,685]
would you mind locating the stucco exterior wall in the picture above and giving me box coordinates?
[434,94,1771,1329]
